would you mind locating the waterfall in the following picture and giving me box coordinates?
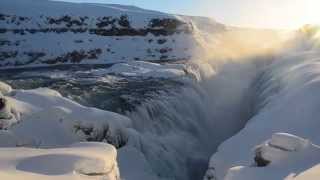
[119,57,268,180]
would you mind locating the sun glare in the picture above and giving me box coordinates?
[262,0,320,29]
[287,0,320,29]
[305,0,320,25]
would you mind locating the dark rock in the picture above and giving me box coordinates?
[157,39,167,44]
[254,147,271,167]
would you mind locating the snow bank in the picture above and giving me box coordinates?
[204,34,320,180]
[0,142,120,180]
[0,83,130,148]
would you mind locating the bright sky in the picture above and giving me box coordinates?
[59,0,318,29]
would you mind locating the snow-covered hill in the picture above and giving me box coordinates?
[0,0,225,69]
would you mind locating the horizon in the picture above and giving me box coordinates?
[54,0,318,30]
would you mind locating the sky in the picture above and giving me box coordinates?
[58,0,318,29]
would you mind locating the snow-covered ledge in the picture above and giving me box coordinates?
[0,142,120,180]
[0,81,127,179]
[224,133,320,180]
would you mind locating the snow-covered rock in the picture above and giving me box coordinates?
[253,133,310,167]
[0,97,19,129]
[0,90,20,129]
[0,142,120,180]
[267,133,310,152]
[223,133,320,180]
[0,85,130,148]
[0,81,12,95]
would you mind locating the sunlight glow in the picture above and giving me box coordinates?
[201,0,320,29]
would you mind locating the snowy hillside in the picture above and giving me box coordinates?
[0,0,225,68]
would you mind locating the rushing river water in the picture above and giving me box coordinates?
[0,68,184,114]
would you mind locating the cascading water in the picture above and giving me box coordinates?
[117,58,269,180]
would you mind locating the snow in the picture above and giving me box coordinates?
[0,0,218,68]
[0,89,20,129]
[265,133,310,152]
[0,82,125,179]
[223,133,320,180]
[0,142,120,180]
[0,83,130,147]
[253,133,311,166]
[293,164,320,180]
[0,29,197,68]
[0,82,12,95]
[0,0,172,29]
[203,31,320,180]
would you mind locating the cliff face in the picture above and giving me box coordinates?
[0,0,223,68]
